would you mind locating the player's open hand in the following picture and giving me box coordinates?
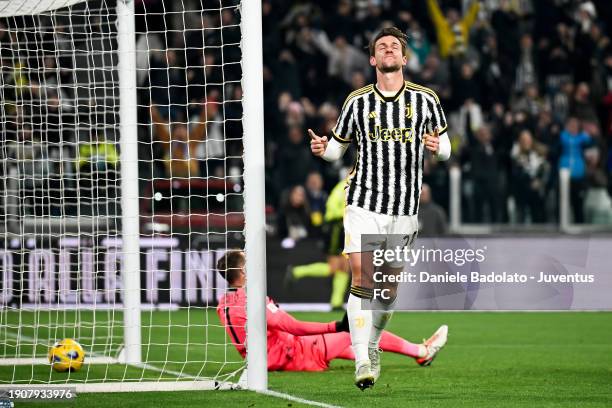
[424,127,440,153]
[308,129,328,157]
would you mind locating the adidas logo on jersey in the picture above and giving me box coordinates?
[368,111,377,119]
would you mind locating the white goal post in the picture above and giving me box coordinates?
[0,0,267,392]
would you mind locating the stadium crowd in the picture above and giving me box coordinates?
[2,0,612,230]
[262,0,612,232]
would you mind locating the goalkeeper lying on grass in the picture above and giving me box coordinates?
[216,250,447,372]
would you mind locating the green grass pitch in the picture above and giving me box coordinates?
[1,310,611,407]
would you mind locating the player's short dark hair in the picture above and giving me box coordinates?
[217,250,245,284]
[368,27,408,57]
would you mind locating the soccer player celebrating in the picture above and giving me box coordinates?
[217,250,445,372]
[309,27,450,389]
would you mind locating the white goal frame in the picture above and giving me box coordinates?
[0,0,268,392]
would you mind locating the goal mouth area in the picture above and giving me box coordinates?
[0,380,242,393]
[0,309,245,388]
[0,359,244,392]
[0,0,267,392]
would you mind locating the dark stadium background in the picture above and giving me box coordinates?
[257,0,612,303]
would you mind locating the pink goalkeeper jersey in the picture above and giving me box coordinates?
[216,288,336,370]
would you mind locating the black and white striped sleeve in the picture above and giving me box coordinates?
[426,94,448,136]
[332,97,356,144]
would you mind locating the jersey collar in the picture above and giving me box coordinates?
[373,82,406,103]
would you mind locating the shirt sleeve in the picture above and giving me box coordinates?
[266,302,336,335]
[332,96,357,144]
[425,94,448,136]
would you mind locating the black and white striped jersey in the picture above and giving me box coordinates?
[332,81,448,216]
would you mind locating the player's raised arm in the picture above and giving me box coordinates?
[424,127,440,152]
[308,128,328,157]
[425,127,451,161]
[309,128,349,162]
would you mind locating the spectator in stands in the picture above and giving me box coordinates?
[77,129,120,215]
[415,53,450,100]
[407,21,431,66]
[491,0,521,65]
[477,34,512,107]
[451,63,482,109]
[148,48,186,120]
[304,171,327,230]
[359,2,384,44]
[279,185,311,243]
[513,34,539,93]
[423,157,450,215]
[543,23,574,94]
[186,53,223,103]
[573,4,602,84]
[141,1,612,229]
[426,0,480,58]
[570,82,599,125]
[418,184,448,236]
[311,32,370,91]
[533,109,562,173]
[453,98,484,148]
[584,146,612,221]
[275,125,315,192]
[273,49,303,100]
[325,0,356,44]
[462,125,501,223]
[150,94,218,179]
[550,80,574,124]
[511,130,550,223]
[513,84,547,119]
[559,117,594,223]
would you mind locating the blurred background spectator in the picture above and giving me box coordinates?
[256,0,612,227]
[418,184,448,236]
[2,0,612,229]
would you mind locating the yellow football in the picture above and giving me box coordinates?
[48,339,85,372]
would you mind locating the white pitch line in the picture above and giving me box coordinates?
[256,389,342,408]
[4,331,211,381]
[3,330,339,407]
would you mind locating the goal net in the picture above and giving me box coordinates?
[0,0,266,392]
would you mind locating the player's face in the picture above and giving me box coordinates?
[371,36,407,73]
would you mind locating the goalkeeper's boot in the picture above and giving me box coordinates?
[368,347,382,383]
[354,360,375,390]
[415,324,448,367]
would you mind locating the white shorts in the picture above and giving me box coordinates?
[343,205,419,258]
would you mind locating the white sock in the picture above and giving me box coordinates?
[347,293,372,364]
[368,299,395,350]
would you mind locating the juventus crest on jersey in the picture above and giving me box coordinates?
[332,82,448,216]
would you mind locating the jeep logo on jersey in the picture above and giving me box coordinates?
[368,125,415,143]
